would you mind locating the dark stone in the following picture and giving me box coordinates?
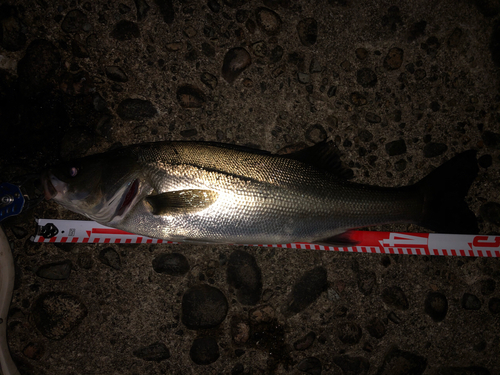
[357,270,376,296]
[189,337,220,365]
[414,68,427,80]
[333,355,370,375]
[133,342,170,362]
[309,59,322,73]
[358,129,373,142]
[480,279,496,295]
[32,292,88,340]
[461,293,481,310]
[327,85,337,97]
[207,0,221,13]
[430,101,440,111]
[285,267,328,315]
[134,0,151,20]
[293,331,316,350]
[481,130,500,148]
[36,260,72,280]
[105,66,128,82]
[356,48,368,60]
[423,142,448,158]
[381,286,409,310]
[200,72,218,90]
[337,321,362,344]
[305,123,327,143]
[152,253,189,276]
[182,285,228,329]
[227,250,262,305]
[394,159,407,171]
[0,4,27,51]
[251,41,268,58]
[297,18,318,47]
[366,317,386,339]
[350,92,367,106]
[384,47,404,70]
[357,68,378,88]
[385,139,407,156]
[117,98,157,120]
[98,247,121,270]
[17,39,61,95]
[270,45,284,63]
[221,47,251,84]
[296,357,322,375]
[424,292,448,322]
[478,154,492,168]
[201,42,215,57]
[377,348,427,375]
[489,298,500,314]
[77,253,93,269]
[180,128,198,138]
[255,7,282,35]
[154,0,175,24]
[61,9,88,33]
[110,20,140,41]
[176,85,206,108]
[365,112,381,123]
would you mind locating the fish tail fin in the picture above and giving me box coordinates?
[416,150,479,234]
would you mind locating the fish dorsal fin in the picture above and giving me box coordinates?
[282,140,354,179]
[145,189,219,215]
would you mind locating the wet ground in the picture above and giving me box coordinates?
[1,0,500,374]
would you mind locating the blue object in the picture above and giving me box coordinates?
[0,183,25,222]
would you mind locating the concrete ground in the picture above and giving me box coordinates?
[1,0,499,374]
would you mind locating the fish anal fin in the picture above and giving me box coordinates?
[314,230,360,247]
[145,189,219,215]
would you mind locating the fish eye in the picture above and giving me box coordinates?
[69,167,78,177]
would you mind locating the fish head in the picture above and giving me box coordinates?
[42,150,142,222]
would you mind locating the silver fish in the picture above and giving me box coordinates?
[42,141,479,245]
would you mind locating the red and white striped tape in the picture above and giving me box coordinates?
[31,219,500,257]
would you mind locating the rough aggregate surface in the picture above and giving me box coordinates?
[1,0,500,374]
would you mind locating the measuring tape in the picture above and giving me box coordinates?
[30,219,500,257]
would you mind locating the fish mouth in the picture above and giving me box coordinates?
[115,179,139,217]
[41,172,58,200]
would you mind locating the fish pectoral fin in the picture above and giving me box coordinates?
[145,189,219,215]
[314,230,359,247]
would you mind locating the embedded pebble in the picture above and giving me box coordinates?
[461,293,481,310]
[365,112,381,123]
[133,342,170,362]
[155,0,175,24]
[227,250,262,305]
[480,279,496,295]
[36,260,72,280]
[152,253,189,276]
[222,47,251,84]
[176,85,206,108]
[134,0,150,20]
[424,292,448,322]
[355,48,368,60]
[309,59,322,73]
[249,305,274,324]
[22,342,45,360]
[333,355,370,375]
[394,159,407,171]
[327,86,337,97]
[61,10,88,33]
[293,331,316,351]
[297,72,310,84]
[297,18,318,47]
[423,142,448,158]
[357,68,377,88]
[385,139,407,156]
[414,68,427,80]
[32,292,88,340]
[366,317,386,339]
[200,72,218,90]
[381,286,409,310]
[180,128,198,138]
[98,247,121,270]
[105,66,128,82]
[480,202,500,226]
[77,253,93,269]
[133,125,149,134]
[285,266,327,315]
[357,270,376,296]
[305,124,327,143]
[489,298,500,314]
[117,98,157,120]
[207,0,221,13]
[182,284,228,329]
[350,92,367,106]
[190,337,220,365]
[0,5,26,51]
[358,129,373,142]
[337,321,362,344]
[110,20,140,41]
[377,348,427,374]
[255,7,282,35]
[251,41,268,57]
[296,357,322,375]
[384,47,404,70]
